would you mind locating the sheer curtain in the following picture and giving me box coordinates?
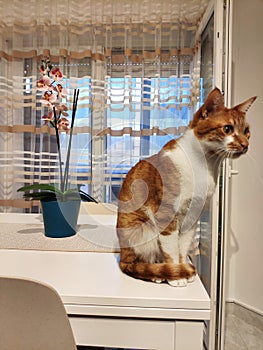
[0,0,209,211]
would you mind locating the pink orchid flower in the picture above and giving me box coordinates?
[39,64,51,76]
[51,67,63,81]
[42,111,55,125]
[37,76,52,90]
[56,83,67,98]
[57,104,69,116]
[40,90,57,107]
[57,117,70,131]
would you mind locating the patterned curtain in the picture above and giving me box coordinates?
[0,0,209,211]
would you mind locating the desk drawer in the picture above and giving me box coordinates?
[70,316,204,350]
[70,316,175,350]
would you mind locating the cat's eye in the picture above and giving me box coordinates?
[244,127,250,135]
[223,125,234,134]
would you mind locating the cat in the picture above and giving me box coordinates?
[116,87,256,287]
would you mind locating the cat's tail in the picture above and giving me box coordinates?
[119,260,196,281]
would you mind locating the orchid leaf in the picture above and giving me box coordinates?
[22,191,61,200]
[18,184,98,203]
[17,184,63,194]
[63,188,98,202]
[79,190,98,203]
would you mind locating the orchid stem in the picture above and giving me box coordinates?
[53,107,64,192]
[64,89,79,192]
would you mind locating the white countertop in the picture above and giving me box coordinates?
[0,249,209,308]
[0,208,210,320]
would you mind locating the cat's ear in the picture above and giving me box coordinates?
[190,87,225,128]
[201,87,225,118]
[234,96,257,113]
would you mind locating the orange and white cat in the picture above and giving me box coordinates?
[116,88,256,286]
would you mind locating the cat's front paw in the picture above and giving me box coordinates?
[151,278,165,284]
[168,278,188,287]
[167,274,195,287]
[187,275,195,283]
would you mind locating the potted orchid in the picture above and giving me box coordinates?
[17,59,97,237]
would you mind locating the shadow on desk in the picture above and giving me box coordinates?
[78,347,137,350]
[77,347,130,350]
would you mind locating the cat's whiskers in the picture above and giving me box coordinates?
[242,153,263,186]
[206,147,227,160]
[246,152,258,164]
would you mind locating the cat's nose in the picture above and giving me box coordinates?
[241,140,249,152]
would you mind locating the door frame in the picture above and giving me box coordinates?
[211,1,233,349]
[198,1,233,349]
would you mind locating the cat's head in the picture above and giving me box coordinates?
[189,88,257,158]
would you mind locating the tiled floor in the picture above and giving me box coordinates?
[224,302,263,350]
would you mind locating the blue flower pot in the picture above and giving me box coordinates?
[41,199,81,238]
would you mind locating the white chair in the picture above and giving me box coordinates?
[0,276,77,350]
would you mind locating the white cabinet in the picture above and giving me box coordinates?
[0,221,210,350]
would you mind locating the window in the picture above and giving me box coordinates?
[104,75,194,202]
[0,4,204,211]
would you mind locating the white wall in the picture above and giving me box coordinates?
[226,0,263,314]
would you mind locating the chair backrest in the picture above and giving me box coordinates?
[0,276,77,350]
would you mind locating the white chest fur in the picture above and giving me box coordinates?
[166,129,216,232]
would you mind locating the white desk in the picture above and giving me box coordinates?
[0,213,210,350]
